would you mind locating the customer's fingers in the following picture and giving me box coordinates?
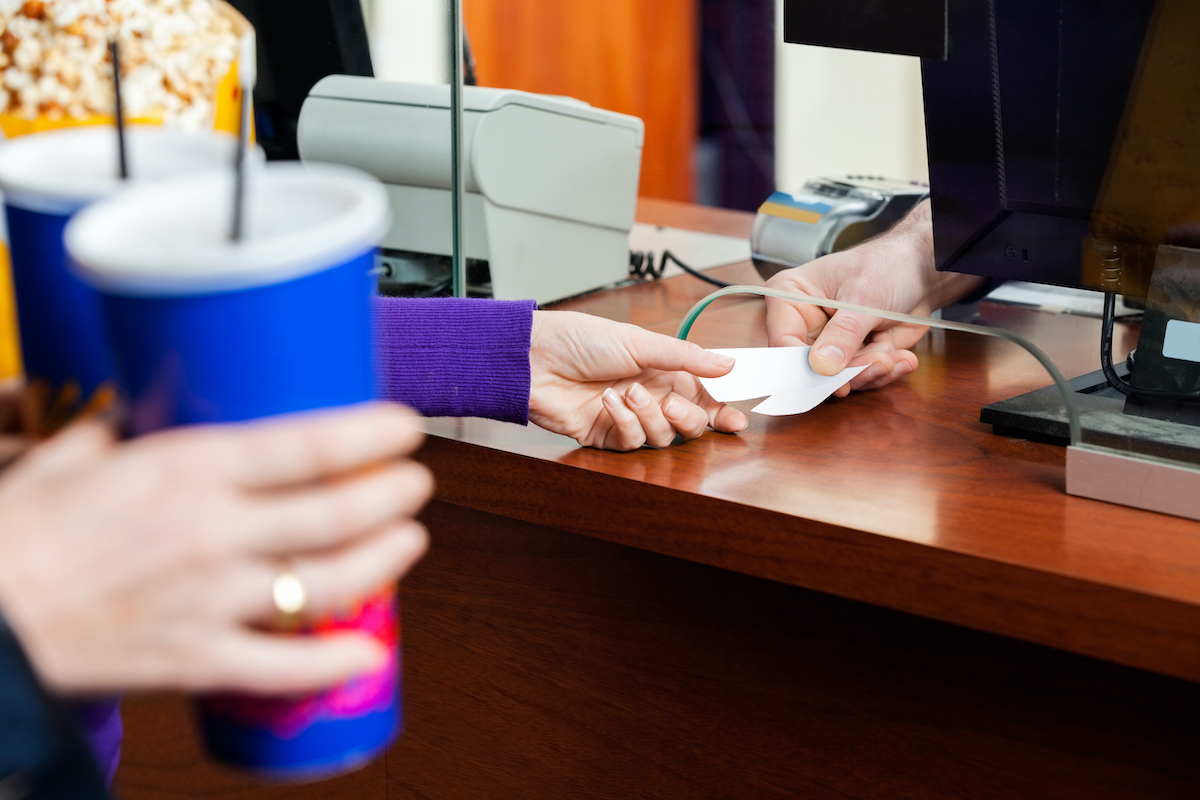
[598,388,646,451]
[0,434,31,470]
[207,403,426,489]
[623,327,737,380]
[240,521,429,621]
[296,520,428,615]
[187,520,423,625]
[183,630,390,695]
[675,378,749,435]
[11,420,114,481]
[244,460,433,555]
[623,382,677,448]
[711,402,750,434]
[660,392,710,440]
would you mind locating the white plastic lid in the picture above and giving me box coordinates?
[0,126,244,215]
[66,162,390,296]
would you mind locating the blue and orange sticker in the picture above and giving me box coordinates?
[758,192,832,224]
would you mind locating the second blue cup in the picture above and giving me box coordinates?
[0,126,244,428]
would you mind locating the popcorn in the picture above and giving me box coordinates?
[0,0,239,130]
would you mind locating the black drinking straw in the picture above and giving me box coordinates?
[109,40,128,180]
[231,81,249,241]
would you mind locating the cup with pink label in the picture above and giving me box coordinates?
[66,160,400,780]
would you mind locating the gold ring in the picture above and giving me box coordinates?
[271,569,307,631]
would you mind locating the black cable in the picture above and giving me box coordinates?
[628,250,731,288]
[1100,291,1200,400]
[661,250,731,288]
[628,250,665,280]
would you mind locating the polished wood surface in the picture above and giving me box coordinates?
[463,0,698,201]
[382,502,1200,799]
[115,200,1200,798]
[420,197,1200,686]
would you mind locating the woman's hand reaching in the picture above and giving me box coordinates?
[528,311,748,451]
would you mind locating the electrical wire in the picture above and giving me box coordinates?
[628,250,731,288]
[663,250,731,288]
[1100,292,1200,401]
[628,250,664,280]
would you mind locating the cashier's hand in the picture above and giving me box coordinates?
[528,311,748,451]
[0,403,432,696]
[765,199,985,396]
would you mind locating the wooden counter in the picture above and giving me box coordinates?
[115,198,1200,800]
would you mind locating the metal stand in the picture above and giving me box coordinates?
[985,367,1200,520]
[1067,444,1200,522]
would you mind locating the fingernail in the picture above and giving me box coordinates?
[814,345,845,370]
[664,397,682,420]
[602,387,620,404]
[626,382,652,408]
[894,361,913,377]
[866,363,887,382]
[711,353,736,369]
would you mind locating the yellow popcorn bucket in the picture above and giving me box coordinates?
[0,0,252,382]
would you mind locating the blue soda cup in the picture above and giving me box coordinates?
[64,162,396,780]
[0,126,241,432]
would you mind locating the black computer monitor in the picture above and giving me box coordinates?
[227,0,373,161]
[784,0,1200,296]
[783,0,1200,456]
[919,0,1195,300]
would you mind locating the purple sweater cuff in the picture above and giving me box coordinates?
[70,697,121,785]
[372,297,535,424]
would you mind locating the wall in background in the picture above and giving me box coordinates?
[360,0,697,202]
[774,0,929,191]
[360,0,929,206]
[361,0,448,84]
[463,0,698,202]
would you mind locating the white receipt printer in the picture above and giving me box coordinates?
[297,76,644,304]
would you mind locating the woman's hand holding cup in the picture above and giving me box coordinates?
[0,402,432,697]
